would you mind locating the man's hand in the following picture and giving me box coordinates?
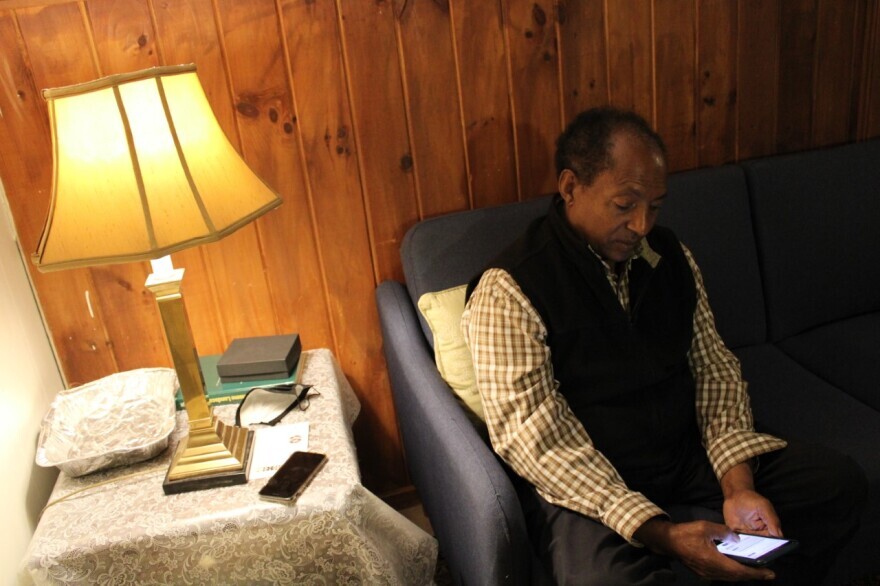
[721,462,783,536]
[634,517,777,581]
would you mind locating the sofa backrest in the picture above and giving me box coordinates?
[401,163,768,351]
[401,196,552,346]
[661,165,767,349]
[742,139,880,341]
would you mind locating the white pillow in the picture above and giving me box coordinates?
[417,285,485,423]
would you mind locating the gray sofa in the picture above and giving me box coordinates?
[376,139,880,585]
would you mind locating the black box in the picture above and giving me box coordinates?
[217,334,301,382]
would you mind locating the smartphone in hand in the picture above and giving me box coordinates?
[715,532,799,567]
[258,451,327,504]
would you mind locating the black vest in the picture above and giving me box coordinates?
[469,197,699,487]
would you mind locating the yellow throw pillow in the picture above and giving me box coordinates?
[417,285,485,423]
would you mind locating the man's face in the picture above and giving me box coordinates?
[559,131,667,267]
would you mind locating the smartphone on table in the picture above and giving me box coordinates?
[715,532,799,567]
[258,451,327,504]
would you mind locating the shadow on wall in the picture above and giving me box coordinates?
[25,435,58,532]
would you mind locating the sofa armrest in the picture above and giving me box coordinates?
[376,280,544,585]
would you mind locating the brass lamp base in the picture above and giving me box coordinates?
[147,260,254,495]
[163,416,254,495]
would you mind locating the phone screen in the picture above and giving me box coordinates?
[716,533,798,566]
[258,451,327,503]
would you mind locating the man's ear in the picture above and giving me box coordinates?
[558,169,577,205]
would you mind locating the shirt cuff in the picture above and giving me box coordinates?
[601,490,668,544]
[708,430,788,480]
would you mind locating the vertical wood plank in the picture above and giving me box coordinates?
[503,0,562,199]
[849,0,869,142]
[158,0,281,348]
[0,9,51,251]
[450,0,518,208]
[858,0,880,139]
[654,0,697,172]
[395,0,469,218]
[336,0,418,283]
[777,0,818,153]
[15,3,96,88]
[88,0,156,74]
[558,0,608,124]
[83,0,172,370]
[213,0,333,346]
[0,6,118,386]
[17,3,167,377]
[605,0,653,120]
[149,0,244,356]
[697,0,737,167]
[281,0,405,491]
[811,0,858,147]
[737,0,780,160]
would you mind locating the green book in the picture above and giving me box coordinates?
[175,354,303,410]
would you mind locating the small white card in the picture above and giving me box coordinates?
[248,422,310,480]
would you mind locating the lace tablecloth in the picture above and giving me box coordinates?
[21,349,437,585]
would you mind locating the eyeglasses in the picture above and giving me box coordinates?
[234,383,317,427]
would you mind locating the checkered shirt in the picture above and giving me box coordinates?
[461,240,787,543]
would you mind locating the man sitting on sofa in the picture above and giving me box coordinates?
[462,107,866,585]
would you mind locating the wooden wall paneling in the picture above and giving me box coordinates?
[0,9,51,250]
[653,0,697,172]
[849,0,869,142]
[83,0,173,371]
[335,0,418,283]
[6,0,880,500]
[0,7,116,386]
[811,0,859,148]
[736,0,780,160]
[697,0,737,167]
[15,3,94,89]
[149,0,243,356]
[450,0,518,208]
[503,0,562,199]
[87,0,156,75]
[605,0,653,120]
[859,0,880,139]
[557,0,609,125]
[281,0,405,491]
[212,0,323,344]
[777,0,818,153]
[394,0,470,218]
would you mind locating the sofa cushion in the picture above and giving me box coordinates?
[776,312,880,412]
[660,165,766,349]
[736,343,880,471]
[735,343,880,584]
[742,139,880,341]
[417,285,484,422]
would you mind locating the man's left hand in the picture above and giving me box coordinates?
[721,461,782,536]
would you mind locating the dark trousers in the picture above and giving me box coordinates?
[517,440,867,586]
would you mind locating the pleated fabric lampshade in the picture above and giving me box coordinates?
[33,64,281,271]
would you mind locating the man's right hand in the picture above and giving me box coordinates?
[633,517,776,582]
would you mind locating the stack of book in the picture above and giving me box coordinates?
[175,334,302,409]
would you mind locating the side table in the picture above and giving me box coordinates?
[21,348,437,584]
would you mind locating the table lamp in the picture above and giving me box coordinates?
[31,64,282,494]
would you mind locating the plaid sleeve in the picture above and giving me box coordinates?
[683,245,787,479]
[462,268,665,543]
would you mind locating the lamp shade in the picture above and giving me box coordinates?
[32,64,282,271]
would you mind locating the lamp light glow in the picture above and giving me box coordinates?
[34,64,281,271]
